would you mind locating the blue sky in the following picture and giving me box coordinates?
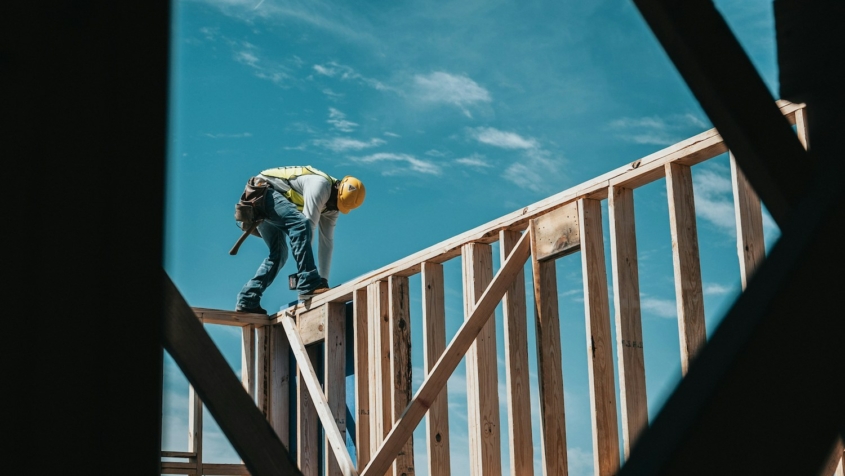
[162,1,783,474]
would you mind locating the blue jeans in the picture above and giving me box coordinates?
[237,188,322,308]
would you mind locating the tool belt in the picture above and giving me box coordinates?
[229,176,270,255]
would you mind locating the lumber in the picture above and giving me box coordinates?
[270,323,291,449]
[297,343,320,476]
[353,288,371,469]
[194,307,271,327]
[367,281,391,465]
[361,231,531,476]
[298,306,327,346]
[531,202,580,261]
[389,276,415,476]
[256,325,270,417]
[188,385,202,473]
[421,262,451,476]
[325,303,348,476]
[730,154,766,290]
[241,324,255,399]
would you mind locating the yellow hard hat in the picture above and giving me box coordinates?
[336,176,365,214]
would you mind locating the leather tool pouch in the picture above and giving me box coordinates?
[234,176,270,238]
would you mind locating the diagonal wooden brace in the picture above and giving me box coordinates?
[361,231,532,476]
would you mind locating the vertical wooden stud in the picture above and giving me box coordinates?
[665,162,706,374]
[794,106,810,149]
[499,230,534,476]
[529,222,568,476]
[242,324,256,399]
[256,325,271,418]
[297,344,321,476]
[270,323,291,449]
[462,243,502,476]
[389,276,415,476]
[354,288,371,470]
[608,186,648,459]
[730,153,766,290]
[368,280,391,471]
[421,262,451,476]
[325,303,347,476]
[579,198,621,476]
[188,385,203,474]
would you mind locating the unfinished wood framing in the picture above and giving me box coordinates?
[389,276,415,476]
[499,230,534,476]
[531,202,580,261]
[730,154,766,290]
[608,186,648,458]
[529,222,568,476]
[579,198,621,475]
[188,385,203,474]
[242,324,256,399]
[270,323,290,449]
[256,326,271,417]
[325,303,348,476]
[353,288,371,470]
[421,262,451,476]
[665,162,706,374]
[297,343,321,476]
[367,281,391,464]
[462,243,502,476]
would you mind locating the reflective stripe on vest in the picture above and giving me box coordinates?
[259,165,336,212]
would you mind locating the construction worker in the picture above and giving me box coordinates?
[235,165,365,313]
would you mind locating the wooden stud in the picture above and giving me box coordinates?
[531,202,581,261]
[462,243,502,476]
[297,343,321,476]
[242,324,256,399]
[665,162,706,375]
[578,198,621,476]
[299,306,327,346]
[499,230,534,476]
[188,385,203,474]
[794,106,809,150]
[256,326,271,418]
[421,262,451,476]
[361,231,531,476]
[354,288,371,470]
[608,186,648,459]
[367,281,391,467]
[325,303,348,476]
[529,222,568,476]
[389,276,415,476]
[730,153,766,290]
[270,324,291,449]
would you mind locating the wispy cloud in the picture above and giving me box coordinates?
[326,108,358,132]
[413,72,491,117]
[641,295,676,318]
[502,148,563,193]
[313,61,393,91]
[609,113,709,145]
[203,132,253,139]
[704,282,734,296]
[384,132,401,138]
[312,137,385,152]
[351,152,441,175]
[469,127,538,149]
[693,165,737,235]
[425,149,448,157]
[455,153,492,168]
[231,42,293,86]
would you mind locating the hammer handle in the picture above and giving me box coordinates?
[229,222,258,255]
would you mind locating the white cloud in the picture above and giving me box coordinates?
[313,61,392,91]
[704,282,734,296]
[610,113,710,145]
[641,296,676,318]
[326,108,358,132]
[351,152,441,175]
[384,132,400,138]
[312,137,385,152]
[231,43,292,86]
[321,88,343,98]
[693,166,737,235]
[501,148,563,193]
[203,132,253,139]
[455,153,492,168]
[470,127,538,150]
[425,149,448,157]
[414,72,491,117]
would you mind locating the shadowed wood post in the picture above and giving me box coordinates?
[298,343,321,476]
[608,186,648,459]
[326,303,348,476]
[730,153,766,290]
[354,288,371,470]
[389,276,415,476]
[189,385,203,474]
[529,222,569,476]
[242,324,256,398]
[270,324,291,449]
[462,243,502,476]
[499,230,534,476]
[665,162,706,374]
[256,326,271,418]
[579,198,620,475]
[421,262,451,476]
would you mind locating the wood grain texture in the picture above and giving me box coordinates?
[299,306,327,346]
[389,276,415,476]
[361,232,531,476]
[201,463,251,475]
[367,281,391,469]
[579,198,621,475]
[270,324,291,449]
[193,307,271,327]
[354,288,371,470]
[529,222,568,476]
[242,324,255,399]
[325,303,348,476]
[608,186,648,459]
[730,154,766,290]
[421,262,451,476]
[297,343,320,476]
[256,326,271,418]
[499,230,534,476]
[531,202,581,261]
[462,243,502,476]
[665,162,706,375]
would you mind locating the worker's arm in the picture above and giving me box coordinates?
[317,211,338,281]
[296,175,336,280]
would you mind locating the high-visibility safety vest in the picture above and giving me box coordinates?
[259,165,337,212]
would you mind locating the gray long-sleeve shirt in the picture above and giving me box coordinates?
[258,173,338,281]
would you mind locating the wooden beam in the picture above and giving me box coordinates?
[163,275,301,476]
[299,306,327,346]
[462,243,502,476]
[270,323,291,449]
[193,307,271,327]
[665,162,706,375]
[297,343,320,476]
[531,202,580,261]
[162,451,196,459]
[256,325,271,418]
[242,324,255,399]
[794,106,809,150]
[389,276,415,476]
[271,102,804,314]
[361,232,531,476]
[529,222,568,476]
[608,186,648,459]
[282,312,359,476]
[188,385,203,474]
[730,153,766,290]
[367,281,391,465]
[325,303,348,476]
[421,262,451,476]
[499,230,534,476]
[201,463,251,475]
[353,288,371,470]
[578,198,620,475]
